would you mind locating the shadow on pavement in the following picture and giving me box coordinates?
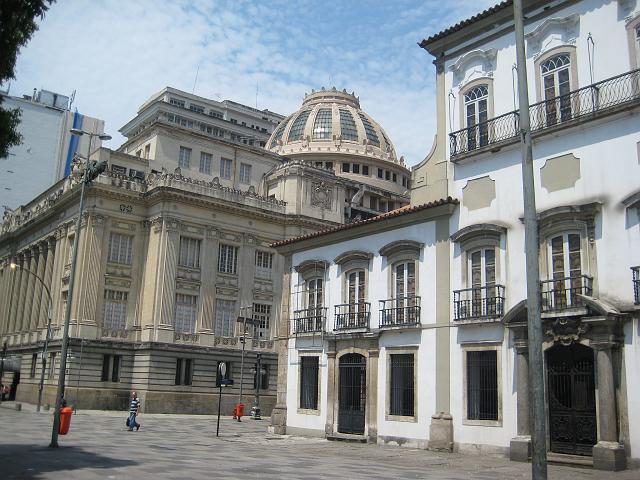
[0,443,134,479]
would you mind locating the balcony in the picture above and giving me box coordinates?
[633,267,639,305]
[334,302,370,331]
[450,68,640,158]
[379,296,421,328]
[540,275,593,313]
[292,307,327,335]
[453,286,505,321]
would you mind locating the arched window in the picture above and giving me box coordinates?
[287,110,311,142]
[541,53,572,124]
[463,84,489,150]
[339,109,358,141]
[545,232,585,310]
[312,108,332,139]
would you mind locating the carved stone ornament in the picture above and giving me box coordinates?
[174,332,199,342]
[545,318,588,346]
[311,181,332,210]
[525,14,579,58]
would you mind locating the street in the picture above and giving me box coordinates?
[0,404,637,479]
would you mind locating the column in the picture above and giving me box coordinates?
[30,243,47,331]
[37,238,56,329]
[13,253,30,335]
[49,226,68,329]
[592,339,626,471]
[199,227,218,334]
[367,348,379,442]
[138,217,163,331]
[510,337,531,461]
[324,348,337,436]
[0,258,13,335]
[22,247,39,333]
[78,214,106,329]
[158,218,180,327]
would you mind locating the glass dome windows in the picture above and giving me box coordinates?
[312,109,332,140]
[358,113,380,146]
[287,110,311,142]
[270,118,289,148]
[339,109,358,141]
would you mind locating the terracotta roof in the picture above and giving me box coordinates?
[271,197,459,248]
[419,1,512,49]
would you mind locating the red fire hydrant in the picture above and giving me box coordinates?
[58,406,73,435]
[232,403,245,422]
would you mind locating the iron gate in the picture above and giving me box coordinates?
[547,343,597,456]
[338,353,366,434]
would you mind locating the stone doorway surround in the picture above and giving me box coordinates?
[504,296,628,471]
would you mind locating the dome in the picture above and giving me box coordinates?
[266,87,401,165]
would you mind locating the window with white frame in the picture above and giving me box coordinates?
[218,244,238,274]
[464,84,489,150]
[174,294,197,333]
[541,53,572,124]
[103,290,128,330]
[547,232,584,309]
[348,270,366,305]
[200,152,212,174]
[391,261,417,323]
[252,303,271,338]
[220,158,232,179]
[307,278,323,310]
[214,299,236,337]
[389,353,415,417]
[178,146,192,169]
[178,237,201,268]
[255,251,273,279]
[108,232,133,265]
[466,349,498,422]
[468,249,497,316]
[239,163,252,184]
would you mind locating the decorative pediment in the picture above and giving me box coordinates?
[451,223,507,248]
[449,48,497,85]
[379,240,423,262]
[333,250,372,266]
[525,14,579,58]
[294,259,329,280]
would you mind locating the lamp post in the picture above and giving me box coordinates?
[50,128,111,448]
[236,305,253,422]
[8,262,53,412]
[251,352,265,420]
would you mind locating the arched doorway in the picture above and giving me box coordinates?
[547,343,597,455]
[338,353,366,434]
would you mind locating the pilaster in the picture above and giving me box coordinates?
[199,226,219,332]
[139,217,163,338]
[14,253,29,335]
[367,348,379,442]
[38,238,56,329]
[50,226,68,328]
[31,243,47,331]
[324,341,337,436]
[77,214,106,336]
[510,339,531,462]
[158,217,180,327]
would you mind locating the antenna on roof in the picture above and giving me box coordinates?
[192,64,200,94]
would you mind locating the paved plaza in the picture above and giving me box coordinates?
[0,403,637,479]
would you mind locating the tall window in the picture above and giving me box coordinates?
[30,353,37,378]
[312,108,332,139]
[390,354,414,417]
[466,350,498,421]
[307,278,323,312]
[252,303,271,338]
[49,352,56,379]
[103,290,128,330]
[220,158,232,179]
[239,163,252,184]
[218,244,238,274]
[464,85,488,150]
[108,233,132,264]
[541,54,571,124]
[469,249,496,316]
[174,294,197,333]
[339,109,358,141]
[101,354,122,382]
[178,237,201,268]
[178,146,191,169]
[175,358,193,385]
[255,251,273,279]
[549,233,583,308]
[200,152,212,174]
[348,270,366,305]
[214,299,236,337]
[393,262,416,323]
[300,356,319,410]
[287,110,311,141]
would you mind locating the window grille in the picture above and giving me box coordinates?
[252,303,271,338]
[179,237,201,268]
[178,146,191,168]
[108,233,133,265]
[214,299,236,337]
[255,251,273,279]
[103,290,128,330]
[220,158,232,179]
[390,354,414,416]
[218,244,238,274]
[312,108,332,139]
[467,350,498,421]
[239,163,252,184]
[339,109,358,141]
[200,152,212,174]
[174,294,197,333]
[300,356,319,409]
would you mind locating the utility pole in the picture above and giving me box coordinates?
[513,1,547,479]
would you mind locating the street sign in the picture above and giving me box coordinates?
[218,362,226,378]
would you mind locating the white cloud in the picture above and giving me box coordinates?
[12,0,496,165]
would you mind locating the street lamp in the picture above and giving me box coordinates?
[235,305,253,422]
[50,128,111,448]
[8,262,53,413]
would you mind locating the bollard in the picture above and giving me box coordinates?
[15,403,22,411]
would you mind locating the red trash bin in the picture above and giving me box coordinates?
[233,403,245,420]
[58,407,73,435]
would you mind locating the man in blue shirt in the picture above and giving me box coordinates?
[128,391,141,431]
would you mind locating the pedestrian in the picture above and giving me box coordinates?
[128,391,141,431]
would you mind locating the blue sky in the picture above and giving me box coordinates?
[10,0,496,165]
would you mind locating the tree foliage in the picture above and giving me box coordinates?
[0,0,55,158]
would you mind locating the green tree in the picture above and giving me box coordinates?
[0,0,55,158]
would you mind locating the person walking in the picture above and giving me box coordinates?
[128,391,141,431]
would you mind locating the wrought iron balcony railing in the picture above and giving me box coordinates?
[453,285,505,320]
[334,302,370,331]
[540,275,593,313]
[450,68,640,157]
[379,296,421,328]
[292,307,326,334]
[632,267,639,305]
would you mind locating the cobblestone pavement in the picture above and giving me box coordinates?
[0,403,637,479]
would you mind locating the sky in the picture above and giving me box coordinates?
[9,0,497,166]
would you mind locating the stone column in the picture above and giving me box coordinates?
[367,347,379,442]
[268,254,292,435]
[138,217,163,334]
[77,214,106,334]
[30,243,47,331]
[21,248,40,334]
[14,253,30,335]
[592,338,626,471]
[324,345,337,436]
[37,238,56,329]
[199,227,218,336]
[49,227,68,329]
[510,338,531,461]
[0,257,14,335]
[158,218,180,328]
